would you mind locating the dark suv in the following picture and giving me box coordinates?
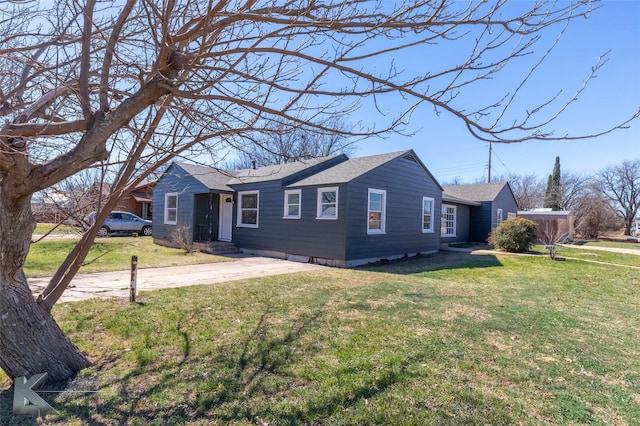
[84,211,152,237]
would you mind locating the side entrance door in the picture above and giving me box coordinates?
[218,194,233,242]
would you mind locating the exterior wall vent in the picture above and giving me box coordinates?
[403,153,418,163]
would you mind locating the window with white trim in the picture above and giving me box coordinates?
[497,208,503,226]
[164,193,178,225]
[283,189,301,219]
[367,189,386,234]
[441,204,456,237]
[422,197,434,233]
[238,191,259,227]
[317,187,338,219]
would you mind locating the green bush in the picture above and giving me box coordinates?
[488,217,537,252]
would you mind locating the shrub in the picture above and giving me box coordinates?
[171,225,195,254]
[488,217,537,253]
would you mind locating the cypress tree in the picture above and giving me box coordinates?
[543,156,562,210]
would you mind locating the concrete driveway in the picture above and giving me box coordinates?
[29,254,325,303]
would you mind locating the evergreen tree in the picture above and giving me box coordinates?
[544,174,553,207]
[543,157,562,210]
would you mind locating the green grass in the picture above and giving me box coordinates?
[26,237,231,277]
[34,223,83,236]
[573,240,640,250]
[2,251,639,425]
[531,244,640,268]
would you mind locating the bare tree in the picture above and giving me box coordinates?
[32,168,107,228]
[493,173,545,211]
[538,220,571,259]
[573,189,621,239]
[0,1,637,382]
[558,171,588,211]
[230,119,356,168]
[596,159,640,235]
[542,167,591,212]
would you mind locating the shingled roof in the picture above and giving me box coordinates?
[173,150,440,190]
[442,181,512,203]
[226,155,342,185]
[175,163,237,192]
[174,154,345,189]
[441,193,481,206]
[288,150,441,188]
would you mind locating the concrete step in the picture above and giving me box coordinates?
[192,241,241,255]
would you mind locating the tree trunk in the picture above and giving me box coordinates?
[0,193,90,382]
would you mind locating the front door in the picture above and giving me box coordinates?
[219,194,233,241]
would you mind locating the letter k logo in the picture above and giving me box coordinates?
[13,372,57,416]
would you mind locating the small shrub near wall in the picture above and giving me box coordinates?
[488,217,538,253]
[171,225,195,254]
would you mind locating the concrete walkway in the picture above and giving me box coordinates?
[29,254,325,303]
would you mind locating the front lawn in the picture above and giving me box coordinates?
[34,223,83,236]
[531,244,640,268]
[2,251,638,425]
[26,236,231,277]
[571,240,640,250]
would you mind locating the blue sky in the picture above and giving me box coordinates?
[349,1,640,183]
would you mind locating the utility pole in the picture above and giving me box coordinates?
[487,142,492,183]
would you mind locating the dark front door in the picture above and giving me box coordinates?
[193,193,218,242]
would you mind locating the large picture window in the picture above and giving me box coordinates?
[164,193,178,225]
[441,204,456,237]
[283,189,302,219]
[317,187,338,219]
[422,197,434,233]
[238,191,259,227]
[367,189,386,234]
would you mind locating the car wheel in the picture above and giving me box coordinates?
[98,226,109,237]
[141,226,152,236]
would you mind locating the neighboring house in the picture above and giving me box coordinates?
[118,180,156,220]
[33,180,155,225]
[153,150,443,266]
[442,182,518,243]
[32,189,78,223]
[86,180,156,220]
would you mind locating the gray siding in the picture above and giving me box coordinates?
[493,185,519,227]
[152,164,210,244]
[469,202,492,242]
[469,186,518,242]
[344,156,442,261]
[232,155,443,263]
[441,203,471,244]
[154,152,448,265]
[231,181,348,259]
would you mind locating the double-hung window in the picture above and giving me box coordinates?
[283,189,301,219]
[164,193,178,225]
[441,204,456,237]
[497,208,503,226]
[238,191,259,227]
[422,197,434,233]
[367,189,386,234]
[317,187,338,219]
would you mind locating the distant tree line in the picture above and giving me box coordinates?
[491,157,640,238]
